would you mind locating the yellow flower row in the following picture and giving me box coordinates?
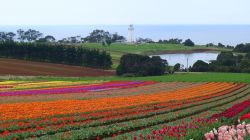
[0,80,105,91]
[0,81,26,85]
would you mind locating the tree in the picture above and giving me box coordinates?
[106,39,112,46]
[111,33,126,42]
[136,38,153,43]
[240,60,250,73]
[218,43,225,48]
[169,63,181,74]
[17,29,25,42]
[158,40,163,43]
[166,38,182,44]
[173,63,181,72]
[58,38,68,43]
[183,39,195,46]
[216,52,236,66]
[158,38,182,44]
[84,29,111,43]
[206,43,215,47]
[44,35,56,42]
[37,35,56,43]
[236,55,244,66]
[234,43,250,53]
[0,42,112,69]
[192,60,209,72]
[0,32,16,42]
[116,54,167,76]
[17,29,43,42]
[226,45,234,49]
[246,53,250,59]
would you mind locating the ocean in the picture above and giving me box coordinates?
[0,25,250,46]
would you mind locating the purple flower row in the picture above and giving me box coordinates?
[0,81,147,96]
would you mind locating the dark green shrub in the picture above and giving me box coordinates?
[191,60,209,72]
[183,39,195,46]
[116,54,167,76]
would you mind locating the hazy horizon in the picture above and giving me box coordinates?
[1,25,250,45]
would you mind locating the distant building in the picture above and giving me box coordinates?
[128,24,135,43]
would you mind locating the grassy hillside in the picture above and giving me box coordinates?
[84,43,232,67]
[5,72,250,83]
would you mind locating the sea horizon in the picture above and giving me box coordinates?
[1,24,250,46]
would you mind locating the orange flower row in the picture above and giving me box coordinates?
[0,82,238,121]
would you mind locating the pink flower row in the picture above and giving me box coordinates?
[205,122,250,140]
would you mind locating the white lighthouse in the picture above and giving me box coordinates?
[128,24,135,43]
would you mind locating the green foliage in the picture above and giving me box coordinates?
[234,43,250,53]
[168,63,181,74]
[218,43,225,48]
[158,38,182,44]
[240,60,250,73]
[184,122,222,140]
[246,53,250,59]
[183,39,195,47]
[192,60,209,72]
[216,52,236,66]
[0,42,112,69]
[192,52,250,73]
[173,63,181,72]
[37,35,56,43]
[17,29,43,42]
[0,32,16,42]
[116,54,167,76]
[83,30,125,44]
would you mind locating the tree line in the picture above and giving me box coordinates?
[191,51,250,73]
[0,29,126,46]
[1,29,236,49]
[0,41,112,69]
[233,43,250,53]
[182,43,250,73]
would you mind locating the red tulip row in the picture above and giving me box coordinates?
[240,113,250,121]
[212,100,250,119]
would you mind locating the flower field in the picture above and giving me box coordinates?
[0,81,249,140]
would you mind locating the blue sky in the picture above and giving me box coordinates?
[0,0,249,25]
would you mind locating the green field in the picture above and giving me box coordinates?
[83,43,232,67]
[4,72,250,83]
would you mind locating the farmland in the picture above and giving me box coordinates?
[84,43,232,66]
[0,80,249,139]
[0,58,114,77]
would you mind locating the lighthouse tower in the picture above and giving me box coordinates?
[128,24,135,43]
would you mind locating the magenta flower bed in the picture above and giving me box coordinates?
[212,100,250,119]
[0,81,155,96]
